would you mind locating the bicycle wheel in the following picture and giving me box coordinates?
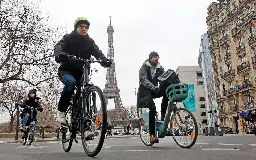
[171,107,198,148]
[61,106,73,152]
[139,118,154,146]
[22,131,28,145]
[80,86,107,157]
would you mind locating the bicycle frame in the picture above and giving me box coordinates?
[65,58,101,136]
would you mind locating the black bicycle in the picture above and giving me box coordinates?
[16,103,37,146]
[60,56,107,157]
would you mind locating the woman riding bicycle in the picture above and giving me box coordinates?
[20,89,43,132]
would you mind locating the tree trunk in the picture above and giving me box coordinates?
[9,116,14,133]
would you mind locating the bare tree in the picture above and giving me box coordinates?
[0,0,62,86]
[0,81,26,132]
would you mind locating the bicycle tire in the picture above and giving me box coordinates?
[61,105,74,152]
[172,107,198,148]
[28,133,34,145]
[61,127,73,152]
[139,120,154,146]
[81,85,107,157]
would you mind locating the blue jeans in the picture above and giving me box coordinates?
[58,73,79,112]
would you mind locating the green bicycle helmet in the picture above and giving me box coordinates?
[74,17,90,30]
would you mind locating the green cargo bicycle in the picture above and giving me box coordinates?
[138,69,198,148]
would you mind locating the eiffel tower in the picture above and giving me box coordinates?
[103,16,123,109]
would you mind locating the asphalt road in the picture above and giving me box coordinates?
[0,135,256,160]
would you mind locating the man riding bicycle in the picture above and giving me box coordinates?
[137,51,180,143]
[20,89,43,132]
[54,17,112,124]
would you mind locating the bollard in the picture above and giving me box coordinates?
[56,128,60,139]
[42,127,44,139]
[15,104,19,140]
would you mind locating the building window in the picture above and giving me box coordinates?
[197,81,204,85]
[202,119,207,124]
[201,112,206,116]
[196,72,202,78]
[244,73,249,81]
[200,104,206,108]
[226,46,230,56]
[241,56,246,63]
[199,97,205,101]
[227,63,231,70]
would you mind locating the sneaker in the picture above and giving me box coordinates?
[57,112,66,124]
[150,134,159,143]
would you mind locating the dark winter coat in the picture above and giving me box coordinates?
[20,96,42,121]
[54,31,107,77]
[137,60,165,108]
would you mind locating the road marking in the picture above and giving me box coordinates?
[196,143,209,145]
[125,150,163,152]
[218,143,244,146]
[15,145,49,149]
[202,148,240,151]
[48,141,59,144]
[104,146,111,149]
[249,144,256,146]
[0,141,6,144]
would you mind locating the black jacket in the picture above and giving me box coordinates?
[21,96,42,120]
[54,31,107,76]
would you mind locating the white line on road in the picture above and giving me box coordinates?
[104,146,111,149]
[125,150,163,152]
[0,141,6,144]
[218,143,244,146]
[195,143,209,145]
[249,144,256,146]
[202,148,240,151]
[48,141,59,144]
[15,145,49,149]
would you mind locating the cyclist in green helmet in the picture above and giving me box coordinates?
[54,17,112,124]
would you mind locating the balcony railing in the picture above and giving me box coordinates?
[224,53,231,63]
[252,56,256,67]
[240,79,253,90]
[248,34,256,48]
[222,69,235,80]
[220,34,230,46]
[237,61,250,73]
[236,44,246,57]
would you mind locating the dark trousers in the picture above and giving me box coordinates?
[58,72,81,112]
[148,92,169,135]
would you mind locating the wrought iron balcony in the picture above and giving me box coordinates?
[222,69,235,80]
[236,45,246,57]
[252,56,256,68]
[237,61,250,74]
[248,34,256,49]
[220,34,230,46]
[241,10,255,27]
[240,79,253,90]
[224,53,231,63]
[244,102,255,110]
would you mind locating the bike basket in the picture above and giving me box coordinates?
[165,83,188,102]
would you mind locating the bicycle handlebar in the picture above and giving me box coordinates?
[66,55,104,65]
[15,103,33,109]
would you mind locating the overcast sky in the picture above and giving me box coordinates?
[40,0,218,112]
